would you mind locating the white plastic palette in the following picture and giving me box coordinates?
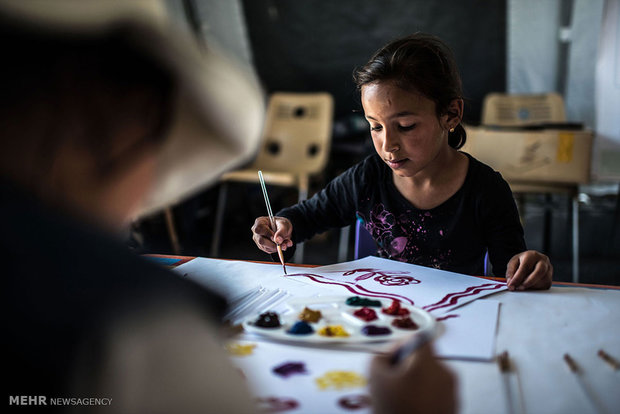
[243,296,436,344]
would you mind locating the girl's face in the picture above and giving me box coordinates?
[361,81,451,178]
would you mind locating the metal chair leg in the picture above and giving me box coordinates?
[293,175,309,264]
[572,193,579,283]
[164,206,181,255]
[210,182,228,258]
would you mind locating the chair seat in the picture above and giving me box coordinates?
[221,169,298,187]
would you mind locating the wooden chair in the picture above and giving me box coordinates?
[210,92,334,263]
[481,92,566,127]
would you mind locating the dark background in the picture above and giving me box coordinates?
[242,0,506,123]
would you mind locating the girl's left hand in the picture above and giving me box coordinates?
[505,250,553,291]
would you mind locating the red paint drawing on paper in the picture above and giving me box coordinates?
[286,270,417,305]
[436,314,460,322]
[422,283,504,312]
[287,268,504,311]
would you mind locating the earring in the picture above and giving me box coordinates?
[449,127,455,133]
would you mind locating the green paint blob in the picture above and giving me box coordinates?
[345,296,382,307]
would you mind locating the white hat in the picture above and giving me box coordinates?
[0,0,265,217]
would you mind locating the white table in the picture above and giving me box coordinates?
[164,256,620,414]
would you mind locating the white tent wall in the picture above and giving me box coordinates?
[508,0,604,129]
[594,0,620,181]
[164,0,255,75]
[565,0,604,130]
[507,0,563,95]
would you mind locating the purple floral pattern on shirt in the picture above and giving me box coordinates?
[357,203,452,269]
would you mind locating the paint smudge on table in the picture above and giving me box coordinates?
[255,396,299,412]
[272,362,308,378]
[338,394,372,410]
[225,342,257,356]
[315,371,367,390]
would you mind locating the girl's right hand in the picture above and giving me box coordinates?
[251,216,294,254]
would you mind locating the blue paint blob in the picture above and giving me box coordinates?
[287,321,314,335]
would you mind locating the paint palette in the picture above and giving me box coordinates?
[243,296,436,344]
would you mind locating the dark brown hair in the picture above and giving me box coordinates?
[353,33,466,149]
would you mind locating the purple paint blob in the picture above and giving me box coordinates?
[272,362,308,378]
[361,325,392,336]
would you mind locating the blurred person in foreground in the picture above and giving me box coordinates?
[0,2,455,413]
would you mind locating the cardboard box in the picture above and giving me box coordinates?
[462,126,593,184]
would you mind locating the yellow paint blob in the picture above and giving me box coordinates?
[225,342,256,356]
[318,325,349,337]
[315,370,367,390]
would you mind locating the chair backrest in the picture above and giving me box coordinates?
[354,219,377,259]
[250,92,334,174]
[481,93,566,127]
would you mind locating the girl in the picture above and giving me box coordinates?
[252,33,552,291]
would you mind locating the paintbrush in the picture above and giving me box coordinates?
[563,353,608,414]
[258,170,287,275]
[597,349,619,371]
[389,329,433,365]
[497,351,525,414]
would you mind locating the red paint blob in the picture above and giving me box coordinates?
[353,307,378,322]
[382,299,410,316]
[391,316,419,330]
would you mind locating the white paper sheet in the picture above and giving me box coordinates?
[283,256,507,314]
[174,258,341,301]
[433,300,500,361]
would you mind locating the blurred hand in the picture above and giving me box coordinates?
[251,216,293,254]
[370,343,457,414]
[506,250,553,291]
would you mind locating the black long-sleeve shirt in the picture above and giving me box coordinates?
[278,153,526,276]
